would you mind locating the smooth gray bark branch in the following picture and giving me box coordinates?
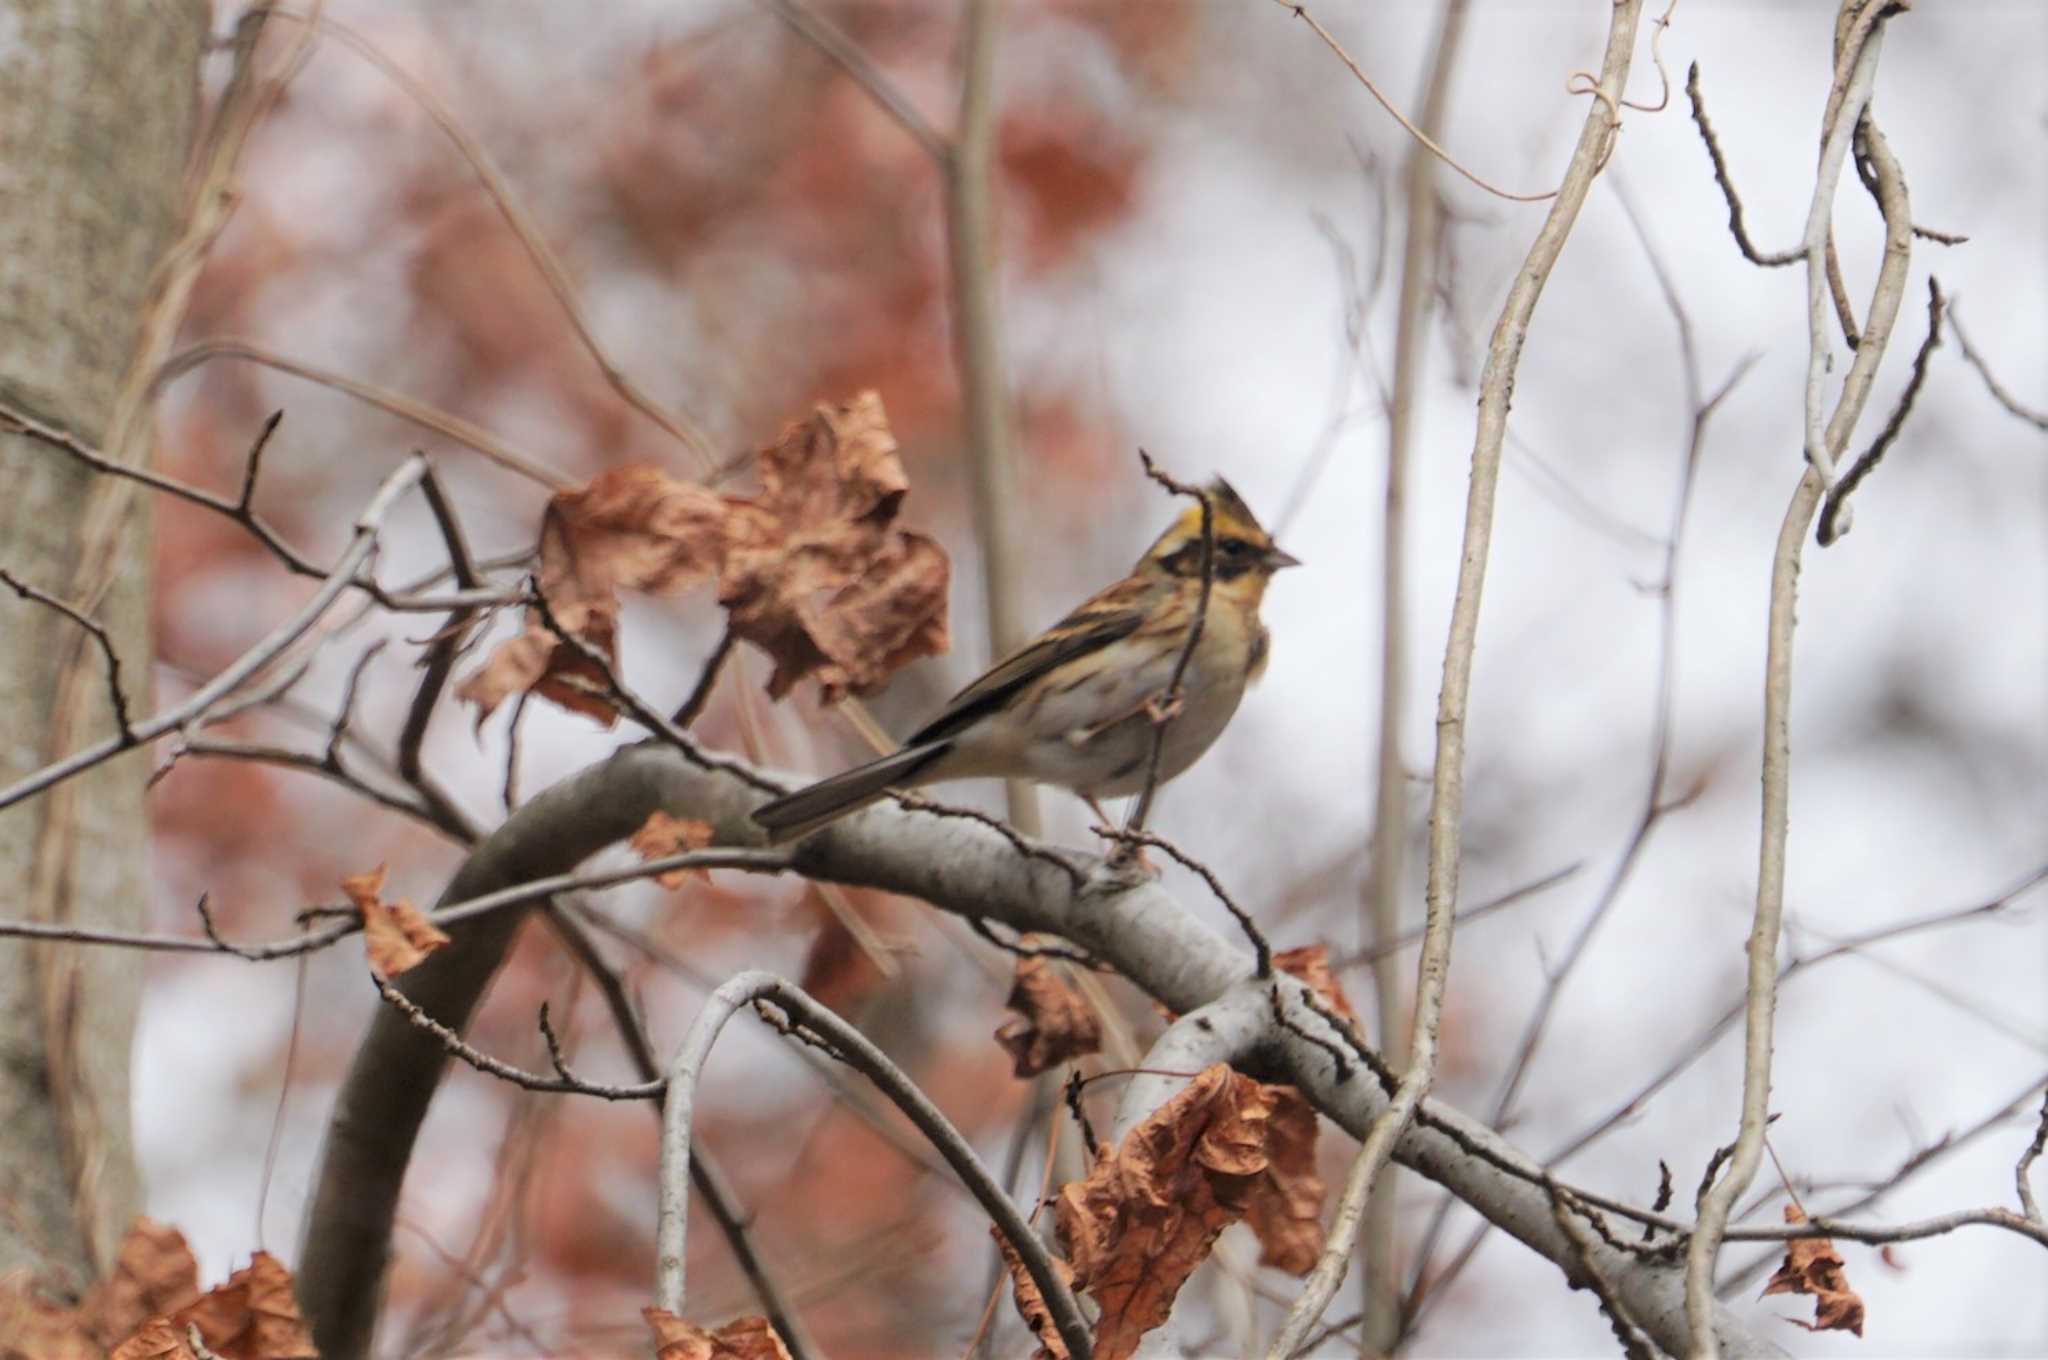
[299,740,1786,1357]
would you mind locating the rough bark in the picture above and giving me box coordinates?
[0,0,207,1294]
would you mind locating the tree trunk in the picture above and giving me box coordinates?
[0,0,207,1295]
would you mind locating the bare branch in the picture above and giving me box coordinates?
[759,0,950,164]
[1684,62,1804,267]
[0,455,428,814]
[1688,9,1918,1347]
[1948,300,2048,431]
[1118,452,1218,846]
[1097,826,1272,976]
[945,0,1039,836]
[657,971,1093,1360]
[1270,11,1647,1352]
[155,337,568,488]
[265,7,719,471]
[2018,1090,2048,1224]
[0,568,134,744]
[371,971,663,1100]
[1270,0,1557,204]
[1818,277,1945,544]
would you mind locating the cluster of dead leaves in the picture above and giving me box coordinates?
[1762,1203,1866,1336]
[1001,1063,1326,1360]
[456,391,949,726]
[0,1219,314,1360]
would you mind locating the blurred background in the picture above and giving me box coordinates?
[137,1,2044,1354]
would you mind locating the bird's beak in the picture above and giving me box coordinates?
[1265,545,1302,570]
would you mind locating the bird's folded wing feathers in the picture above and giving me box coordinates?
[906,591,1149,745]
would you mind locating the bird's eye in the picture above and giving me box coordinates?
[1218,537,1252,557]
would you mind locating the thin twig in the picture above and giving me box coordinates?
[1363,1,1468,1339]
[759,0,950,164]
[155,337,567,487]
[1270,0,1556,204]
[1947,301,2048,431]
[1797,0,1897,488]
[372,971,664,1099]
[1120,452,1216,845]
[1818,276,1945,544]
[945,0,1039,837]
[657,972,1093,1360]
[1097,826,1271,976]
[672,627,735,727]
[539,908,821,1359]
[0,847,790,957]
[1333,861,1580,970]
[0,568,135,743]
[1547,1180,1657,1360]
[1404,173,1749,1317]
[266,7,718,471]
[1267,13,1647,1354]
[0,456,428,814]
[2016,1090,2048,1224]
[396,461,485,829]
[1684,62,1804,268]
[1687,10,1915,1349]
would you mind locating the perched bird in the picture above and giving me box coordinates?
[752,478,1299,843]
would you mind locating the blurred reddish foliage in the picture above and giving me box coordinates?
[141,3,1176,1352]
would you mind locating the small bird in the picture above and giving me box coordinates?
[752,478,1299,843]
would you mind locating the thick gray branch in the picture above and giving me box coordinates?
[299,742,1786,1357]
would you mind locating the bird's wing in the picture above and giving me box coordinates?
[906,582,1151,745]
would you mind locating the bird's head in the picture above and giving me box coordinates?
[1134,477,1301,600]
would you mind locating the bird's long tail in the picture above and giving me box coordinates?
[751,740,953,844]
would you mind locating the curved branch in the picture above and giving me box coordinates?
[292,737,1793,1357]
[657,971,1092,1359]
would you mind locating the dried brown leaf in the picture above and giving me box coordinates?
[456,463,720,729]
[719,392,949,701]
[629,811,714,888]
[84,1217,203,1342]
[644,1307,793,1360]
[1760,1204,1865,1337]
[545,465,728,599]
[1243,1085,1325,1275]
[991,1224,1073,1360]
[342,866,449,978]
[994,957,1104,1077]
[107,1319,197,1360]
[171,1251,316,1360]
[454,610,619,730]
[456,394,946,721]
[1054,1064,1279,1360]
[1273,943,1359,1025]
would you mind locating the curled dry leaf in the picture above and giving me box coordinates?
[1242,1085,1326,1275]
[107,1320,195,1360]
[720,391,948,701]
[84,1217,202,1342]
[629,810,715,888]
[994,956,1104,1077]
[1760,1204,1866,1337]
[992,1224,1073,1360]
[174,1251,317,1360]
[456,390,948,725]
[644,1307,793,1360]
[1273,942,1359,1025]
[342,865,450,978]
[102,1250,316,1360]
[1054,1063,1280,1360]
